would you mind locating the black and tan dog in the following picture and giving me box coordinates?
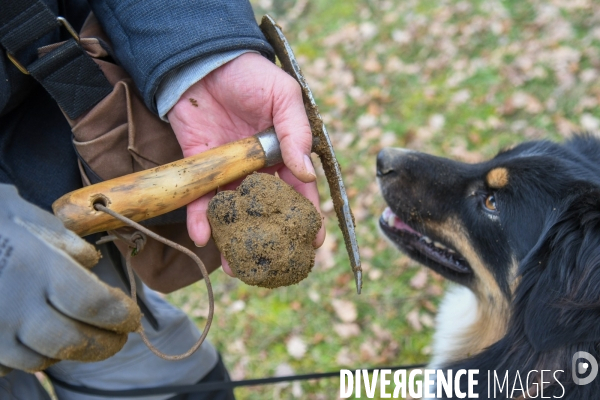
[377,134,600,399]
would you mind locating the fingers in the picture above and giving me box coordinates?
[221,255,234,277]
[0,337,57,373]
[187,192,216,246]
[47,262,140,334]
[19,307,128,363]
[277,167,326,248]
[50,229,100,269]
[14,217,100,269]
[0,364,12,377]
[272,74,316,184]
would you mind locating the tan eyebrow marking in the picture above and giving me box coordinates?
[486,168,509,189]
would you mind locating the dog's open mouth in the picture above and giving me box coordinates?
[379,207,472,275]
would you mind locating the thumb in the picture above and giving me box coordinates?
[186,192,216,246]
[272,74,316,184]
[14,217,100,269]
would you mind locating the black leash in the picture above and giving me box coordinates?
[50,363,427,397]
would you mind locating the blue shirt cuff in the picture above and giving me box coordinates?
[155,50,257,121]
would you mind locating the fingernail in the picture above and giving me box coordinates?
[194,242,206,248]
[304,154,317,180]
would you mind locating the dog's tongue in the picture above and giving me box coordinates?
[382,207,419,234]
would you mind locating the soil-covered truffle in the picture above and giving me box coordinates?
[208,173,321,288]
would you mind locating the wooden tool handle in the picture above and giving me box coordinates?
[53,136,267,237]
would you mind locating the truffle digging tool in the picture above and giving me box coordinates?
[52,15,362,294]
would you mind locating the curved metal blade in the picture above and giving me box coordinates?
[261,15,362,294]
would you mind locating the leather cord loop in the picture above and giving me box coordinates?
[94,203,214,361]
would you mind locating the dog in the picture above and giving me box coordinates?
[377,134,600,399]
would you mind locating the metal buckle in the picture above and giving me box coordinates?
[56,17,80,43]
[6,52,29,74]
[5,16,80,75]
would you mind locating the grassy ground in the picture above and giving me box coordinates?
[165,0,600,398]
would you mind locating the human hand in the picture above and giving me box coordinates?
[168,53,325,275]
[0,184,141,376]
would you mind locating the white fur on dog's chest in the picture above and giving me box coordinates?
[429,285,479,368]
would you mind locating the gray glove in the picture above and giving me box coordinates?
[0,184,141,376]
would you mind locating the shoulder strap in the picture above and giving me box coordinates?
[0,0,112,119]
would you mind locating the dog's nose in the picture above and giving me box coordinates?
[377,148,411,177]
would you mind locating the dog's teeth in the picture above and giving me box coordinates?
[422,236,432,244]
[447,249,455,254]
[387,214,396,227]
[433,241,446,249]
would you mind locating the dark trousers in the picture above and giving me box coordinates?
[0,355,235,400]
[166,355,235,400]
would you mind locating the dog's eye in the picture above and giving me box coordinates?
[484,194,497,211]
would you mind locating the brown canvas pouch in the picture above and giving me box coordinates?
[38,14,220,293]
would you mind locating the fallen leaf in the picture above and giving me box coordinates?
[273,363,304,399]
[361,247,375,260]
[227,300,245,314]
[290,301,301,311]
[359,340,378,361]
[406,310,423,332]
[450,89,471,105]
[230,356,249,381]
[422,300,438,313]
[312,333,325,344]
[320,199,333,213]
[314,233,337,270]
[336,347,357,366]
[421,313,435,328]
[410,270,428,289]
[359,22,378,40]
[292,382,303,398]
[228,339,247,355]
[429,114,446,132]
[391,29,411,44]
[357,114,378,130]
[427,283,445,297]
[333,323,361,338]
[331,299,358,323]
[379,131,397,148]
[581,113,600,131]
[364,56,382,73]
[371,324,392,341]
[335,273,352,287]
[554,115,579,137]
[287,335,307,359]
[368,268,382,281]
[275,363,294,377]
[191,305,210,319]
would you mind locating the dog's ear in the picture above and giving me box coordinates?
[517,188,600,352]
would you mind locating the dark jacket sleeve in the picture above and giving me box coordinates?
[88,0,275,113]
